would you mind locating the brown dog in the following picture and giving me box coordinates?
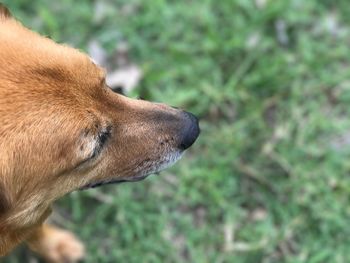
[0,5,199,262]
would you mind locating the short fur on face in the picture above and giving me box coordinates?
[0,5,199,256]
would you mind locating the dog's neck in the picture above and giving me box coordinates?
[0,206,52,256]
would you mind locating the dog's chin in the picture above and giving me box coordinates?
[79,151,183,190]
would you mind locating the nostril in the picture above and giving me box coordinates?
[179,111,200,150]
[179,143,187,150]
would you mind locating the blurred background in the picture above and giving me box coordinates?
[4,0,350,262]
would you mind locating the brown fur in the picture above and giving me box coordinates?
[0,4,199,262]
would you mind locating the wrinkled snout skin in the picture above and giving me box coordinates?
[0,7,199,257]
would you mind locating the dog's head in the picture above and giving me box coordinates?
[0,6,199,227]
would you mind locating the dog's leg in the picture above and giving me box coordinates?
[26,224,85,263]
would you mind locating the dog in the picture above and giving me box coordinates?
[0,4,199,262]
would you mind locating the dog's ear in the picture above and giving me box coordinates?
[0,4,12,20]
[0,182,11,215]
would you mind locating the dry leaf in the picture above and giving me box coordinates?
[106,64,142,93]
[88,40,143,94]
[88,40,107,66]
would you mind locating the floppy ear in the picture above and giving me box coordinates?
[0,3,12,19]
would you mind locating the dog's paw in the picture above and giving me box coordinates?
[28,225,85,263]
[45,229,85,263]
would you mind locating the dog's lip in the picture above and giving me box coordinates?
[79,174,151,190]
[79,152,180,190]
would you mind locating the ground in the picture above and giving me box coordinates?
[4,0,350,262]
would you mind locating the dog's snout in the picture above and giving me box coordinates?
[178,111,200,150]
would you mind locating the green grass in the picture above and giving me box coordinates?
[4,0,350,262]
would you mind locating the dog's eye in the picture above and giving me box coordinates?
[76,125,111,168]
[90,126,111,159]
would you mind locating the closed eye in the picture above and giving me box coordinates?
[90,125,112,159]
[75,125,112,170]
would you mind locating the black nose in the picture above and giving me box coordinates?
[179,111,200,150]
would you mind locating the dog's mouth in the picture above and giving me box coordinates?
[79,174,151,190]
[79,151,183,190]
